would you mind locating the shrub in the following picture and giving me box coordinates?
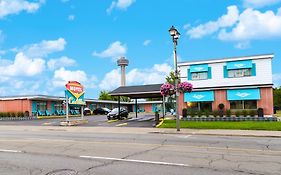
[226,110,231,117]
[6,112,11,117]
[235,110,241,117]
[197,110,203,117]
[212,110,219,117]
[2,112,8,118]
[188,109,196,118]
[204,110,210,117]
[10,112,16,118]
[218,103,225,110]
[249,110,257,117]
[0,112,3,117]
[242,110,248,117]
[17,112,24,117]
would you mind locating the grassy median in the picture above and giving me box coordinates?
[160,120,281,131]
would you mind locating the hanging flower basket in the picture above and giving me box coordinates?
[160,83,175,96]
[178,82,193,93]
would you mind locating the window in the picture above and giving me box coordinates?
[230,100,257,109]
[37,102,47,111]
[187,102,212,111]
[191,72,208,80]
[54,103,63,111]
[228,68,251,78]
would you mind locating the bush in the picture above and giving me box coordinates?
[188,109,196,118]
[226,110,231,117]
[242,110,248,117]
[197,110,203,117]
[212,110,219,117]
[10,112,16,118]
[0,112,3,117]
[235,110,241,117]
[249,110,257,117]
[218,103,225,110]
[204,110,210,117]
[17,112,24,117]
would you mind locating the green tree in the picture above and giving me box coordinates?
[273,87,281,108]
[98,90,130,102]
[165,71,181,85]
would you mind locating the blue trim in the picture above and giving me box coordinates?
[187,69,191,80]
[223,66,228,78]
[184,91,214,102]
[227,60,252,70]
[208,67,212,79]
[32,101,37,111]
[51,102,55,114]
[227,88,260,100]
[190,64,208,73]
[251,63,256,76]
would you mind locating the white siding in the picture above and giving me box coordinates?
[179,58,273,88]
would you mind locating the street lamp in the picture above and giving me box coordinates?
[169,26,181,131]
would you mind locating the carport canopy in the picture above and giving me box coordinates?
[109,84,163,98]
[109,84,164,119]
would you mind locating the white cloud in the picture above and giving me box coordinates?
[106,0,135,14]
[22,38,66,57]
[0,0,44,19]
[243,0,281,8]
[68,14,75,21]
[52,67,87,88]
[0,52,45,76]
[186,5,281,48]
[187,6,239,39]
[273,73,281,87]
[99,63,172,90]
[47,56,76,70]
[92,41,127,60]
[143,40,151,46]
[218,8,281,41]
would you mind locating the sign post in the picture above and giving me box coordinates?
[65,81,86,122]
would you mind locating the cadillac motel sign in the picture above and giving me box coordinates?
[65,81,86,105]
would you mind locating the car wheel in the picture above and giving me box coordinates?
[107,116,111,120]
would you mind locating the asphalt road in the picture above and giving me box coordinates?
[0,126,281,175]
[0,114,156,128]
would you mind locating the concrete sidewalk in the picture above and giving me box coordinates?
[1,125,281,138]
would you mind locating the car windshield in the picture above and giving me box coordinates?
[111,108,119,112]
[102,108,110,111]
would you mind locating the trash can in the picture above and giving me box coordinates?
[257,108,264,117]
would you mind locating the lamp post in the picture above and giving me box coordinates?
[169,26,181,131]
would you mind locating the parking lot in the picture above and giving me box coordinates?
[0,113,157,128]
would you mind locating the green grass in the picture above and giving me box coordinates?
[160,120,281,131]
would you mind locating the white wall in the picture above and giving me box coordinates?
[179,58,273,88]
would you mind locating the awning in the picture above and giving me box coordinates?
[184,91,214,102]
[226,60,252,70]
[190,64,208,72]
[227,88,260,100]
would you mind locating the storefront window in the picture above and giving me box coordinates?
[191,72,208,80]
[37,102,47,111]
[228,68,251,78]
[187,102,212,111]
[230,100,257,109]
[54,103,63,111]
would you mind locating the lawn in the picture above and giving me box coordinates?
[160,120,281,131]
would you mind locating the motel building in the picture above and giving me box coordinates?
[177,54,274,116]
[0,95,162,116]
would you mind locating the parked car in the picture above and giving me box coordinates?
[93,107,111,115]
[83,108,92,115]
[107,107,129,120]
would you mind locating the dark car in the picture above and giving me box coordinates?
[92,107,111,115]
[107,108,129,120]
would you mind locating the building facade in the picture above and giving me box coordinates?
[178,54,274,116]
[0,95,162,116]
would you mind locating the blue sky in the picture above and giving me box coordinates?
[0,0,281,98]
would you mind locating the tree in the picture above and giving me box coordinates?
[273,87,281,108]
[98,90,130,102]
[165,71,181,85]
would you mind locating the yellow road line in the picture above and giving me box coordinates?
[107,119,118,123]
[116,123,128,127]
